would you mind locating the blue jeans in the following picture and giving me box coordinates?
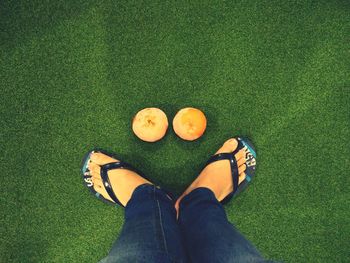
[99,184,274,263]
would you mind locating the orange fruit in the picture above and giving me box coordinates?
[132,108,168,142]
[173,107,207,141]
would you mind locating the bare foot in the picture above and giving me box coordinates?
[175,138,247,213]
[87,152,152,206]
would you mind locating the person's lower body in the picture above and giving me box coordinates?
[99,184,270,263]
[99,184,187,263]
[179,187,273,263]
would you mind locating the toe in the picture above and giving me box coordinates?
[92,177,113,202]
[238,171,246,184]
[237,156,246,166]
[90,152,119,165]
[238,164,246,174]
[88,162,101,178]
[92,177,103,192]
[215,138,238,154]
[235,148,245,160]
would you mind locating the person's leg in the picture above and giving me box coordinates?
[84,152,187,263]
[101,184,187,263]
[176,138,273,263]
[179,187,269,263]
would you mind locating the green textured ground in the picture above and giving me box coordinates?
[1,0,349,262]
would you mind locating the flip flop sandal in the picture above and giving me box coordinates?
[205,136,257,204]
[81,149,173,207]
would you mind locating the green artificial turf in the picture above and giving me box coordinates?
[1,0,349,262]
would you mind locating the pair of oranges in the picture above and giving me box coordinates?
[132,107,207,142]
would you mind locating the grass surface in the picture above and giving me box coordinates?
[1,0,349,262]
